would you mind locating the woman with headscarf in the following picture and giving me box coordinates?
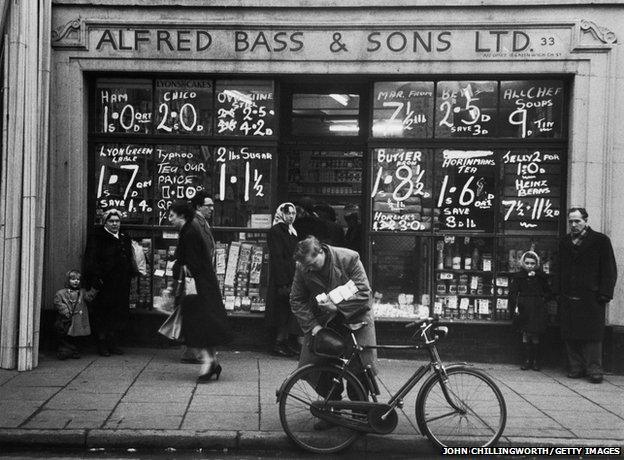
[267,202,300,357]
[83,209,136,356]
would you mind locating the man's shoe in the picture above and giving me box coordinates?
[567,371,584,379]
[313,419,336,431]
[588,374,603,384]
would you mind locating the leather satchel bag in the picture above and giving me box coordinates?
[158,305,183,341]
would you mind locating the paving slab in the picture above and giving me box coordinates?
[21,408,109,429]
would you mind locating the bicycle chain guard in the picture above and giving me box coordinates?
[310,401,398,434]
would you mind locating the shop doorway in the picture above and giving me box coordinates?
[278,77,368,258]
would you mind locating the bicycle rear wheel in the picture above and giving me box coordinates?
[278,364,367,454]
[415,366,506,449]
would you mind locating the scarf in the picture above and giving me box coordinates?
[273,202,297,236]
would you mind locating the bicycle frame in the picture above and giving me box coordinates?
[337,322,467,416]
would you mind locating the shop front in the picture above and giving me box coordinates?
[46,1,624,367]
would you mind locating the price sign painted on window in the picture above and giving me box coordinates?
[435,81,497,138]
[500,148,562,233]
[215,80,276,137]
[96,79,153,134]
[372,81,434,138]
[435,149,496,232]
[213,146,274,227]
[499,80,565,138]
[94,143,154,224]
[155,145,213,225]
[155,79,213,135]
[370,148,434,232]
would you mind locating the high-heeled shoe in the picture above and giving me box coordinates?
[197,363,222,383]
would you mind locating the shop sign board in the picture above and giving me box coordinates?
[83,24,573,61]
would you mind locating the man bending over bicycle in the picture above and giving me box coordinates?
[289,236,378,422]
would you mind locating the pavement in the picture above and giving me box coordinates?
[0,347,623,456]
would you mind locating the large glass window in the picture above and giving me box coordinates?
[291,93,360,136]
[369,78,567,323]
[91,77,277,316]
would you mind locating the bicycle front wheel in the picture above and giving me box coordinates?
[415,366,506,449]
[278,364,367,454]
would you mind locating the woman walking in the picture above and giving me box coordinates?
[267,202,300,357]
[168,200,232,382]
[84,209,135,356]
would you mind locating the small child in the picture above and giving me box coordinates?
[54,270,93,360]
[508,251,552,371]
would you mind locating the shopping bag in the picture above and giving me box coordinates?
[158,305,183,341]
[131,240,147,276]
[183,266,197,295]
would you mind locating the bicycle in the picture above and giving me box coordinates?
[276,317,507,454]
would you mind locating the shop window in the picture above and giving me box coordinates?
[433,236,495,321]
[370,147,434,232]
[498,147,563,235]
[214,80,276,137]
[434,81,497,138]
[91,77,277,316]
[371,235,431,320]
[369,78,567,323]
[155,79,213,135]
[434,148,497,233]
[372,81,434,138]
[95,78,153,134]
[291,93,360,136]
[149,231,268,316]
[498,80,565,139]
[94,143,155,225]
[496,237,559,325]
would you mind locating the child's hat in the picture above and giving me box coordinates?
[519,250,540,268]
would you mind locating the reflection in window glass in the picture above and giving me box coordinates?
[371,235,431,319]
[291,93,360,136]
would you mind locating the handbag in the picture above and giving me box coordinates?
[183,266,197,296]
[158,305,184,341]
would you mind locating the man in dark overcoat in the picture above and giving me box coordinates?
[558,207,617,383]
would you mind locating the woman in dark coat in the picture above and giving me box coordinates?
[267,202,299,357]
[168,200,232,382]
[83,209,135,356]
[508,251,551,370]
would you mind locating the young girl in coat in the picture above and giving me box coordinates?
[508,251,552,370]
[54,270,93,360]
